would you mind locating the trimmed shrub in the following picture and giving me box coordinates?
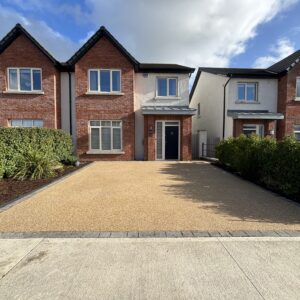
[0,141,5,179]
[0,128,75,179]
[216,135,300,198]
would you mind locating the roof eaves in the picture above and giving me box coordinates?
[189,68,201,102]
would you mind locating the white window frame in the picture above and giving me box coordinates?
[7,68,42,92]
[242,124,264,137]
[88,69,121,93]
[155,120,180,160]
[296,77,300,101]
[237,82,258,102]
[88,120,123,153]
[293,125,300,141]
[156,77,178,98]
[9,119,44,128]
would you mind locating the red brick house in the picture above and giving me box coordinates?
[0,24,195,161]
[266,51,300,140]
[0,24,61,129]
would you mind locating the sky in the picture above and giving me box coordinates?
[1,0,300,74]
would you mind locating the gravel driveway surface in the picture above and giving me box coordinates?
[0,161,299,232]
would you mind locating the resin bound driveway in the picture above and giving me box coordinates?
[0,161,299,232]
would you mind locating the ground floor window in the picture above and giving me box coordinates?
[294,125,300,141]
[89,120,122,151]
[10,119,44,127]
[242,124,264,137]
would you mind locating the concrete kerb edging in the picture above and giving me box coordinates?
[0,230,299,239]
[0,162,95,213]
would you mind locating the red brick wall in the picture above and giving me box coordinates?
[277,63,300,139]
[233,119,276,137]
[75,36,135,160]
[0,34,60,128]
[144,115,192,161]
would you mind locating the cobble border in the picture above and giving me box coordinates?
[0,230,299,239]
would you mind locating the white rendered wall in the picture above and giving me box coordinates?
[134,73,190,160]
[190,72,228,157]
[224,78,278,138]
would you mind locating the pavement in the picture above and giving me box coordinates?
[0,161,299,232]
[0,237,299,299]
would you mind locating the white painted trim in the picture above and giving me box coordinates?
[88,120,123,152]
[237,82,258,103]
[87,69,122,93]
[296,77,300,99]
[86,150,125,154]
[2,91,44,95]
[6,67,43,92]
[155,120,180,160]
[242,124,264,137]
[156,76,178,98]
[85,92,124,96]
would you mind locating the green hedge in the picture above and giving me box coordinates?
[216,135,300,198]
[0,128,75,179]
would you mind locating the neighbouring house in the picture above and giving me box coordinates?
[190,51,300,158]
[0,24,195,161]
[0,24,62,129]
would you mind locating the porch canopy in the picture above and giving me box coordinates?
[227,110,284,120]
[142,106,196,115]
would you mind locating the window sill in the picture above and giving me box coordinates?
[294,97,300,101]
[155,96,181,100]
[3,90,44,95]
[85,92,124,96]
[86,150,125,155]
[235,101,260,104]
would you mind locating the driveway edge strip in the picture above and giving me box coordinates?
[0,162,94,213]
[0,230,299,239]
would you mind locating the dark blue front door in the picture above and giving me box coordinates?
[165,126,179,159]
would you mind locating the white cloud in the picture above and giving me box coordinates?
[84,0,298,69]
[0,0,298,69]
[253,38,295,68]
[0,5,78,61]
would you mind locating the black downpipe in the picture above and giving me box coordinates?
[223,76,232,139]
[68,72,73,136]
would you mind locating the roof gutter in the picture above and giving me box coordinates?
[222,75,232,140]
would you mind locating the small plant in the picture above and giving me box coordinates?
[13,149,63,180]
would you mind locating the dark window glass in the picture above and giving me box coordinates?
[100,70,110,92]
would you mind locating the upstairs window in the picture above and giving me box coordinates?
[157,77,177,97]
[237,83,257,102]
[7,68,42,92]
[88,69,121,93]
[296,77,300,100]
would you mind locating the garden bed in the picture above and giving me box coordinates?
[0,164,87,207]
